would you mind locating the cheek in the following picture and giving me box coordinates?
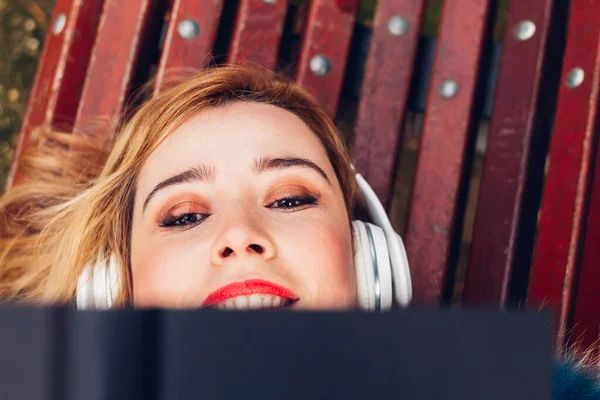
[278,219,356,309]
[131,233,211,307]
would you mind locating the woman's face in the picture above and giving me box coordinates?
[130,102,356,310]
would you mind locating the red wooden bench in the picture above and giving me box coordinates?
[6,0,600,353]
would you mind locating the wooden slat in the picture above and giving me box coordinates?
[570,144,600,352]
[154,0,224,95]
[226,0,289,70]
[404,0,495,304]
[527,0,600,343]
[6,0,105,190]
[351,0,427,208]
[464,0,555,304]
[73,0,158,140]
[295,0,357,118]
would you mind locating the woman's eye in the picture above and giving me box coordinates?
[160,213,207,229]
[268,195,317,210]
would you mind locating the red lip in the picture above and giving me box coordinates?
[202,279,299,307]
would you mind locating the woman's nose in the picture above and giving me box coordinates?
[210,221,276,266]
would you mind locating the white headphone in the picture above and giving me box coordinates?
[76,173,412,311]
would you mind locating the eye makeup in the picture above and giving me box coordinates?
[153,194,211,231]
[149,175,325,231]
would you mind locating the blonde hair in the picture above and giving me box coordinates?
[0,65,359,306]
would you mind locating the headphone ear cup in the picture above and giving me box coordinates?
[76,254,119,310]
[103,254,119,309]
[352,221,376,311]
[389,231,412,307]
[354,173,412,307]
[352,221,393,311]
[76,263,95,310]
[369,223,393,310]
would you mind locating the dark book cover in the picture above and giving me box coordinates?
[0,307,551,400]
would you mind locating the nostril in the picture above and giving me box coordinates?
[221,247,233,258]
[249,244,263,254]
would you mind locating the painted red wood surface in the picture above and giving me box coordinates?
[351,0,427,208]
[154,0,224,95]
[295,0,357,118]
[404,0,494,304]
[334,0,355,12]
[226,0,289,70]
[73,0,157,140]
[464,0,554,304]
[528,0,600,343]
[570,143,600,352]
[6,0,105,190]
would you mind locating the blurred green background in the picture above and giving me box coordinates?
[0,0,54,189]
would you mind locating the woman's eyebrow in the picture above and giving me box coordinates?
[142,165,215,214]
[142,156,330,215]
[253,156,331,184]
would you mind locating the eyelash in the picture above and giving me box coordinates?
[159,195,318,230]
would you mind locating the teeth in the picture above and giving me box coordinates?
[262,296,272,307]
[213,295,292,310]
[234,296,249,309]
[248,294,262,309]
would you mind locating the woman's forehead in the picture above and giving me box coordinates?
[137,102,332,190]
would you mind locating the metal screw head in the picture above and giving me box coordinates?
[310,55,332,76]
[439,79,459,99]
[53,13,66,35]
[388,16,408,36]
[177,19,200,40]
[514,20,536,41]
[566,67,585,88]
